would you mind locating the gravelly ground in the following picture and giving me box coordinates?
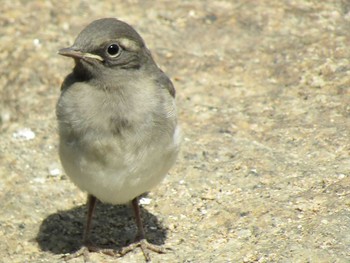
[1,1,350,262]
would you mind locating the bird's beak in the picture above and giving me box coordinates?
[58,47,104,62]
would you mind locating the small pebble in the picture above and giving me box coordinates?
[139,197,152,205]
[48,163,61,176]
[13,128,36,141]
[33,38,41,48]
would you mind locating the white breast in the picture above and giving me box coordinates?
[59,124,180,204]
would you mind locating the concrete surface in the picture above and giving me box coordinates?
[1,1,350,262]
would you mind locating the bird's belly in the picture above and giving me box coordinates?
[59,128,180,204]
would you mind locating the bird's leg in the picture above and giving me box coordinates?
[117,196,167,262]
[84,194,97,244]
[63,194,98,262]
[63,195,169,262]
[132,196,146,240]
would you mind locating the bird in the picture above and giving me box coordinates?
[56,17,181,261]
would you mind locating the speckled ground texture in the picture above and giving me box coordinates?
[1,0,350,262]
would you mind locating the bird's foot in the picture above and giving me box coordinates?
[117,239,171,262]
[62,239,170,262]
[62,244,100,262]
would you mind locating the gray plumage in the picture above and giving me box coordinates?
[56,18,180,260]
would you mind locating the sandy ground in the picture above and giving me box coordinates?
[1,0,350,262]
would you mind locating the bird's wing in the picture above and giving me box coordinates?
[156,71,176,98]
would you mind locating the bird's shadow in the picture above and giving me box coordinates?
[36,200,167,254]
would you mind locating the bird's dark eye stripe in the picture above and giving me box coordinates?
[107,44,120,57]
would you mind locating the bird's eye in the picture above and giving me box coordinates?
[106,44,121,57]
